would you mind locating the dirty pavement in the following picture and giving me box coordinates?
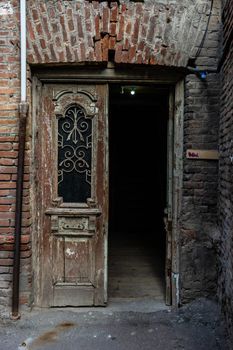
[0,298,229,350]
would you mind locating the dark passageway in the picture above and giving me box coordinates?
[108,85,169,301]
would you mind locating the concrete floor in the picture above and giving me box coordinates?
[0,298,228,350]
[108,235,165,301]
[0,235,228,349]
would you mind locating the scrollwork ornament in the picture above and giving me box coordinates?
[58,105,92,200]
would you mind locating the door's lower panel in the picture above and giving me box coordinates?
[53,284,95,306]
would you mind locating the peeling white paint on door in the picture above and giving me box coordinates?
[65,248,75,257]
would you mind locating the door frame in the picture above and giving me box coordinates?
[31,66,184,307]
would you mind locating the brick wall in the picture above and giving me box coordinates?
[26,0,214,67]
[179,0,221,303]
[0,0,222,313]
[0,0,32,314]
[218,0,233,342]
[181,73,220,302]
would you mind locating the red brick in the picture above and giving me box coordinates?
[95,16,100,40]
[68,19,74,31]
[95,40,102,61]
[103,6,110,33]
[0,189,16,196]
[0,88,16,94]
[87,34,93,48]
[147,16,156,43]
[39,2,46,13]
[60,16,68,42]
[138,40,145,52]
[136,53,143,64]
[124,21,131,36]
[0,198,15,204]
[84,5,91,20]
[110,22,117,37]
[0,251,13,258]
[50,44,57,61]
[58,51,65,62]
[19,243,31,251]
[102,35,109,61]
[40,39,46,50]
[149,54,157,65]
[143,46,150,64]
[27,53,34,63]
[79,42,85,62]
[0,72,17,79]
[33,44,42,62]
[0,182,16,189]
[36,23,43,36]
[110,3,118,22]
[109,37,116,50]
[123,38,130,51]
[51,23,58,34]
[0,205,12,212]
[0,212,14,220]
[0,166,17,174]
[0,175,11,181]
[0,119,17,126]
[0,159,15,166]
[0,259,13,266]
[128,45,136,63]
[11,174,29,181]
[32,8,39,21]
[121,50,129,63]
[133,18,140,44]
[120,4,127,13]
[136,3,143,16]
[0,151,18,158]
[0,220,10,227]
[20,251,32,258]
[77,15,84,39]
[57,1,63,13]
[115,44,123,63]
[21,235,31,244]
[117,16,124,41]
[0,228,14,234]
[0,235,14,244]
[27,21,35,41]
[0,104,18,111]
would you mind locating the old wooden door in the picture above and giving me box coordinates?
[34,83,108,307]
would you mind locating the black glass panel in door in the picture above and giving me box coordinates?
[58,105,92,203]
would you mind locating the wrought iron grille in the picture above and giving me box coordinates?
[58,105,92,203]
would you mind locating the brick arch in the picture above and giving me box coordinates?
[27,0,211,67]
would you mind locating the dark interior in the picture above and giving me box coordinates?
[108,84,169,300]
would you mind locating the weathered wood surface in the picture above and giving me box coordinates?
[33,83,108,307]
